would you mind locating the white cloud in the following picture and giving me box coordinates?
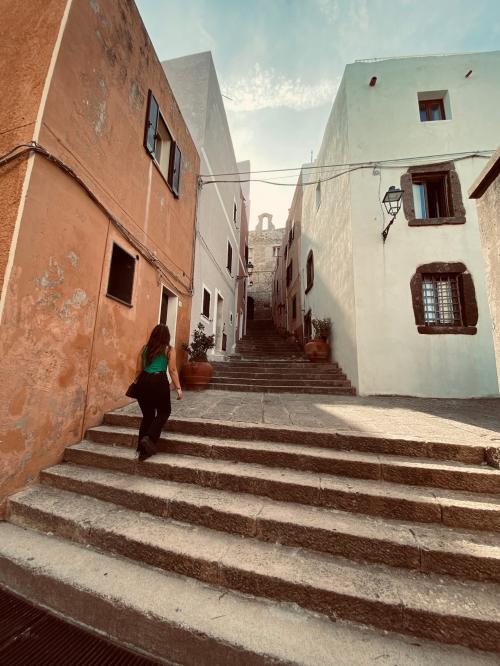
[224,64,338,112]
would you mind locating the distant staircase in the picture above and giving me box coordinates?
[210,319,355,395]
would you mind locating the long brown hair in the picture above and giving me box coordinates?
[145,324,171,365]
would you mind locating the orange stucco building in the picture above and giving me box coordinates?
[0,0,199,515]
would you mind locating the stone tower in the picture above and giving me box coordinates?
[248,214,285,320]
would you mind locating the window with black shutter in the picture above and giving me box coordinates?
[306,250,314,293]
[227,242,233,274]
[106,243,136,306]
[202,288,211,319]
[144,90,182,197]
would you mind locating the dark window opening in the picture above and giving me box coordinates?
[222,333,227,351]
[292,295,297,320]
[419,98,445,122]
[244,243,249,265]
[412,173,452,219]
[202,288,211,319]
[233,202,237,224]
[286,261,293,287]
[284,245,288,261]
[306,250,314,292]
[227,242,233,274]
[107,243,135,306]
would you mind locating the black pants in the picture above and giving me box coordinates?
[136,372,171,443]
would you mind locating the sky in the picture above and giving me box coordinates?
[136,0,500,229]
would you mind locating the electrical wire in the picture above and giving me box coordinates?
[199,149,494,181]
[200,152,492,187]
[0,142,193,296]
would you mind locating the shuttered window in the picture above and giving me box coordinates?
[144,90,182,197]
[227,242,233,274]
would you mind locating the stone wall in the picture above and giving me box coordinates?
[248,214,284,320]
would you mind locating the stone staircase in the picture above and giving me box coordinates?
[1,411,500,664]
[211,320,356,395]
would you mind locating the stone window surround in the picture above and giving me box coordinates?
[410,262,478,335]
[401,161,466,227]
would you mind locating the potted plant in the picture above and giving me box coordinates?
[305,317,331,362]
[181,323,216,390]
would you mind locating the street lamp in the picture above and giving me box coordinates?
[381,185,403,242]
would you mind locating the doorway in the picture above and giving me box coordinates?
[247,296,254,320]
[158,284,178,342]
[214,291,224,351]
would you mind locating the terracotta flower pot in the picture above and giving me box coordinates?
[181,361,214,390]
[304,340,330,363]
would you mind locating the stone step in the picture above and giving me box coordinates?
[63,443,500,532]
[86,426,500,495]
[104,414,487,465]
[210,377,351,388]
[7,526,483,666]
[211,363,341,373]
[213,359,322,366]
[7,486,500,652]
[41,463,500,583]
[211,371,347,381]
[208,383,355,395]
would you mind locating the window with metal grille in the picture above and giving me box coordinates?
[422,274,463,326]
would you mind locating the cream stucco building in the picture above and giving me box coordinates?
[301,51,500,397]
[163,52,247,356]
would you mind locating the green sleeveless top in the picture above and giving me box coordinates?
[143,346,169,373]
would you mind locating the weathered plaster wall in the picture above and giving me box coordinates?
[470,148,500,390]
[345,54,499,397]
[0,0,199,515]
[0,0,67,297]
[301,80,359,387]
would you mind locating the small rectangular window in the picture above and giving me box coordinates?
[419,99,445,121]
[244,243,249,265]
[227,242,233,274]
[233,202,237,224]
[286,261,293,287]
[107,243,135,306]
[202,288,211,319]
[272,246,280,257]
[170,143,182,197]
[292,295,297,320]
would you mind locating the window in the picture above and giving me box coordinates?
[286,261,293,287]
[144,90,182,196]
[226,242,233,274]
[284,245,288,261]
[244,243,249,265]
[272,246,280,257]
[106,243,135,306]
[233,202,237,224]
[202,287,211,319]
[306,250,314,293]
[288,225,294,248]
[292,295,297,320]
[229,312,233,325]
[410,262,478,335]
[419,98,445,122]
[412,173,452,219]
[316,182,321,210]
[401,162,466,226]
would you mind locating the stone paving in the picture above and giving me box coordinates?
[120,390,500,446]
